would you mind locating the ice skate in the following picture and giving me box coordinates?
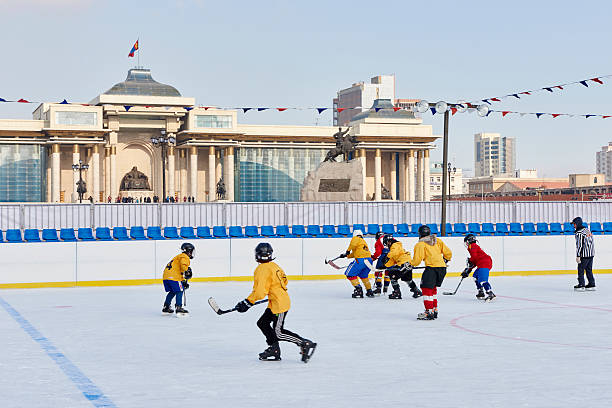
[476,288,486,299]
[259,342,281,361]
[417,310,436,320]
[365,289,375,298]
[585,283,596,291]
[175,305,189,316]
[162,304,174,314]
[409,283,423,299]
[432,309,438,319]
[383,284,389,294]
[574,284,585,292]
[372,286,382,295]
[484,291,496,302]
[388,289,402,299]
[299,339,317,363]
[352,286,364,298]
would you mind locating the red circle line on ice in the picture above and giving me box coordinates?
[450,296,612,350]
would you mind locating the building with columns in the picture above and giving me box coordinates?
[0,68,437,203]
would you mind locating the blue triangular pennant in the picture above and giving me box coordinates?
[184,107,194,111]
[511,93,520,99]
[580,80,589,87]
[316,108,327,114]
[257,108,268,111]
[242,108,252,113]
[124,105,133,111]
[544,88,553,92]
[374,108,382,112]
[430,107,436,115]
[59,99,69,104]
[585,114,595,118]
[536,113,544,118]
[0,98,6,102]
[482,99,491,105]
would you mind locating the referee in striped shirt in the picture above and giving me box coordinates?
[572,217,595,291]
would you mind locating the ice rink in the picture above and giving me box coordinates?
[1,275,611,408]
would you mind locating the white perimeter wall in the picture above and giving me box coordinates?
[1,236,611,287]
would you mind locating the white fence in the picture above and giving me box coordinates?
[1,201,612,231]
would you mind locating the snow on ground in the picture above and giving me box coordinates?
[1,275,611,408]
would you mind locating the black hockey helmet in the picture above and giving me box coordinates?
[181,242,195,259]
[382,233,395,248]
[255,242,274,262]
[464,234,477,245]
[418,225,431,238]
[375,231,384,240]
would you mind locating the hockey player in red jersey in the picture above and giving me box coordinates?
[461,234,495,301]
[371,232,391,295]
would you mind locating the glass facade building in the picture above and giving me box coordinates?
[0,144,46,202]
[236,147,327,202]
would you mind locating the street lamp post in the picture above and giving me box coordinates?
[72,159,89,203]
[447,162,457,197]
[151,130,176,202]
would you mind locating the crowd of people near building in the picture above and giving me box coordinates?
[106,196,197,203]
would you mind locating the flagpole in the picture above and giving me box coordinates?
[138,37,140,68]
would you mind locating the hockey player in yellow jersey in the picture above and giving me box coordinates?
[339,229,374,298]
[410,225,452,320]
[234,243,317,363]
[383,234,422,300]
[162,243,194,316]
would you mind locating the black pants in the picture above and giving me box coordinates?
[257,308,304,346]
[577,257,595,286]
[420,266,447,289]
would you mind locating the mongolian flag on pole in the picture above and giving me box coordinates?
[128,40,139,57]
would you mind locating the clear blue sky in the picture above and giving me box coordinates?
[1,0,611,177]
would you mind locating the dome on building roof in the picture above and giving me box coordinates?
[103,68,181,97]
[350,99,416,122]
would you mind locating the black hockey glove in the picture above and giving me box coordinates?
[235,299,253,313]
[184,267,193,280]
[466,260,475,269]
[461,268,471,279]
[339,252,347,258]
[182,280,190,290]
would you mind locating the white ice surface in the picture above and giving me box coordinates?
[1,275,612,408]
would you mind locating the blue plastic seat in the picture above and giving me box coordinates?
[426,223,439,235]
[367,224,380,236]
[213,226,228,238]
[229,226,244,238]
[0,230,3,242]
[163,227,180,239]
[410,224,421,237]
[522,223,536,235]
[481,223,495,236]
[59,228,77,242]
[42,228,59,241]
[291,225,306,237]
[381,224,395,235]
[77,228,95,241]
[113,227,131,240]
[96,227,114,241]
[337,224,351,237]
[180,227,196,239]
[352,224,366,235]
[467,223,481,235]
[197,226,212,239]
[245,225,260,238]
[509,223,523,236]
[453,223,467,236]
[6,229,23,242]
[322,225,339,237]
[307,225,322,237]
[590,222,603,235]
[130,226,147,240]
[260,225,275,237]
[549,223,562,235]
[603,222,612,235]
[495,223,509,236]
[442,223,453,236]
[24,229,41,242]
[536,223,550,235]
[146,226,164,240]
[396,223,410,237]
[562,222,574,235]
[276,225,291,237]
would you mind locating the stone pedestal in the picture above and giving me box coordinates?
[300,159,364,201]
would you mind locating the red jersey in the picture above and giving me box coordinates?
[467,243,492,269]
[372,237,384,260]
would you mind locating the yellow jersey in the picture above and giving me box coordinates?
[346,236,371,259]
[247,261,291,314]
[162,253,190,281]
[384,241,412,268]
[410,235,452,268]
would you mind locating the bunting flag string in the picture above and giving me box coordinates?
[483,109,612,119]
[469,74,612,105]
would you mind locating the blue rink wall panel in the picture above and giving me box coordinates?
[1,236,611,288]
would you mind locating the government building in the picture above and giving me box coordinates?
[0,68,438,203]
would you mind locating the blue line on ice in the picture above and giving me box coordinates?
[0,296,116,408]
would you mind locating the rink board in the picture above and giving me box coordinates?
[1,235,611,288]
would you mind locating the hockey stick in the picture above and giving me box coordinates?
[325,258,348,270]
[443,276,465,295]
[207,297,268,315]
[324,255,342,265]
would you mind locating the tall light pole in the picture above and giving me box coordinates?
[151,130,176,201]
[72,159,89,203]
[414,100,489,236]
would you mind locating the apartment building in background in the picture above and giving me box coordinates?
[474,132,516,177]
[596,142,612,180]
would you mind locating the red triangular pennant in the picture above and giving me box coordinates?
[393,107,401,112]
[555,85,563,90]
[552,114,561,118]
[17,98,29,103]
[520,92,531,95]
[451,108,457,115]
[276,108,287,111]
[591,78,604,85]
[603,116,611,119]
[490,98,501,102]
[502,111,510,117]
[337,108,345,113]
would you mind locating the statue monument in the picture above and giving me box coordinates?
[119,166,153,201]
[216,178,226,201]
[301,127,365,201]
